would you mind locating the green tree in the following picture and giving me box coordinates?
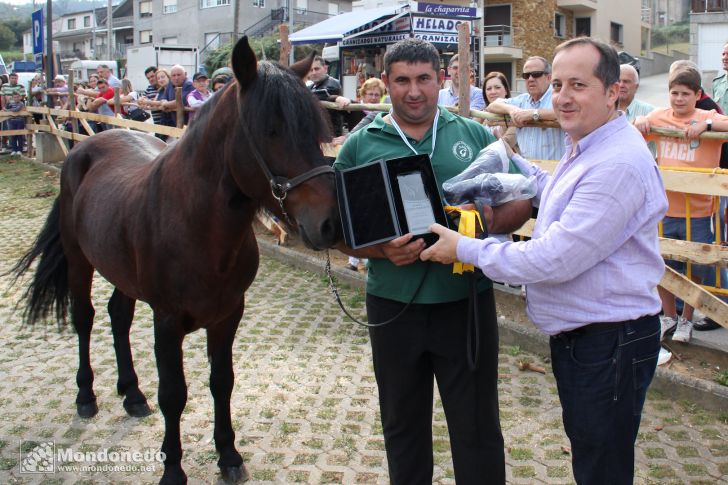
[4,19,32,47]
[0,23,16,50]
[204,33,323,74]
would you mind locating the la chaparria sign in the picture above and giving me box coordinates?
[416,2,476,17]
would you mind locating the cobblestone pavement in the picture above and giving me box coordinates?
[1,158,727,484]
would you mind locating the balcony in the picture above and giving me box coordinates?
[482,25,522,60]
[95,16,134,31]
[691,0,727,12]
[556,0,597,12]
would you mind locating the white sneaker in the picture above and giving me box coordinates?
[672,316,693,343]
[660,315,678,341]
[657,346,672,366]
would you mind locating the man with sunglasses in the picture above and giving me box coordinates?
[487,56,565,161]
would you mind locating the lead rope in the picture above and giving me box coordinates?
[324,250,430,328]
[466,271,480,371]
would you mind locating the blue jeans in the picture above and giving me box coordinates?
[550,314,660,485]
[8,118,25,153]
[662,216,714,280]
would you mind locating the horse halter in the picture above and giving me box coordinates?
[239,120,334,222]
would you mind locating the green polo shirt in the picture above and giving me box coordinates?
[0,83,27,100]
[713,72,728,115]
[335,107,519,304]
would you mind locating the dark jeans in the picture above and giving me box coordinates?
[367,290,505,485]
[8,118,25,152]
[550,314,660,485]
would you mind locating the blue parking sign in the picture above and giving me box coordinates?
[32,9,43,55]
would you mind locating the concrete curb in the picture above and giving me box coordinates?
[258,239,728,413]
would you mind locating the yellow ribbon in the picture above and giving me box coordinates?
[444,206,483,274]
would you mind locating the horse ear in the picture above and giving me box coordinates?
[289,52,315,80]
[231,36,257,91]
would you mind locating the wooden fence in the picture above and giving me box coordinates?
[1,100,727,327]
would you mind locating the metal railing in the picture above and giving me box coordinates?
[482,25,515,47]
[691,0,727,12]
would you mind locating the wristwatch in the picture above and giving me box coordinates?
[532,109,540,121]
[706,119,713,131]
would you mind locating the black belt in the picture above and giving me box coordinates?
[553,314,658,339]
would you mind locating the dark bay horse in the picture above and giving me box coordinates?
[12,36,340,484]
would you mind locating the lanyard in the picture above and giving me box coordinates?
[389,108,439,158]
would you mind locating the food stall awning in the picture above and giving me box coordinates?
[289,6,408,45]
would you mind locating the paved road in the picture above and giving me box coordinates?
[635,72,670,110]
[0,158,727,484]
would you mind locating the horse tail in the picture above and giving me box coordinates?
[10,197,70,326]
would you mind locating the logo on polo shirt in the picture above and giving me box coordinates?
[452,141,473,162]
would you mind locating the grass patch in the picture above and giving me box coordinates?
[505,345,521,356]
[714,369,728,387]
[511,465,536,478]
[644,447,667,459]
[509,447,533,460]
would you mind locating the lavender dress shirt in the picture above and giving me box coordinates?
[456,114,668,335]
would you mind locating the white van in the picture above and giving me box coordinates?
[69,60,119,83]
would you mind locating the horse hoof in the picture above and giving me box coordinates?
[160,467,187,485]
[77,401,99,418]
[124,401,153,418]
[220,464,249,483]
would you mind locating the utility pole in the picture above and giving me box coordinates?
[288,0,294,64]
[107,0,113,58]
[46,0,54,106]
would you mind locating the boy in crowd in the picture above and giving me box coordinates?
[635,67,728,343]
[6,91,26,155]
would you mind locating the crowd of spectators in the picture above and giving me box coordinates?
[1,47,726,343]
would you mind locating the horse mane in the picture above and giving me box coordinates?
[247,61,333,146]
[188,61,332,149]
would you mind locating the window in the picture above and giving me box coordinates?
[84,15,91,27]
[328,2,338,15]
[610,22,623,45]
[140,30,153,44]
[162,36,178,44]
[205,32,220,50]
[553,12,565,38]
[68,18,76,30]
[140,0,153,17]
[163,0,177,14]
[253,0,265,6]
[575,17,591,37]
[200,0,230,8]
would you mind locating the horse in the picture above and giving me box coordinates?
[12,36,340,484]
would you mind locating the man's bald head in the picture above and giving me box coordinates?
[170,65,187,87]
[618,64,640,108]
[669,59,698,75]
[620,64,639,84]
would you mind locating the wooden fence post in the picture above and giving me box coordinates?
[457,22,470,117]
[113,87,121,118]
[279,24,291,67]
[26,115,34,157]
[175,87,184,129]
[68,71,79,137]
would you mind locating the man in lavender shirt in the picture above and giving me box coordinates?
[422,37,668,485]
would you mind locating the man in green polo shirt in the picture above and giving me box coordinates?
[334,38,531,484]
[0,72,27,106]
[2,72,28,153]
